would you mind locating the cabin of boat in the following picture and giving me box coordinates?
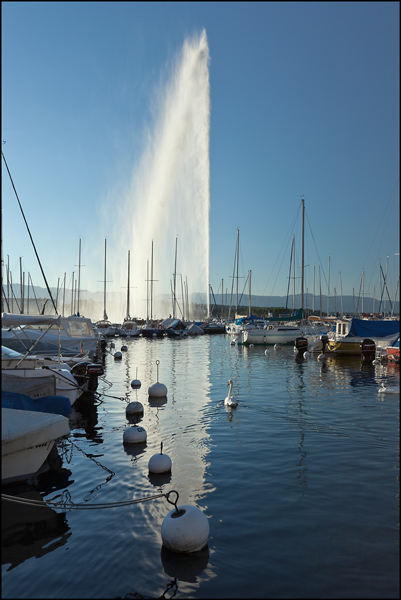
[327,317,400,355]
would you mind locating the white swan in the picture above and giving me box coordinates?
[225,379,238,407]
[378,383,400,394]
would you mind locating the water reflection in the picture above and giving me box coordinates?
[2,488,71,571]
[160,545,209,583]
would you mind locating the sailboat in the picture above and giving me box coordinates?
[235,202,305,346]
[141,241,164,338]
[119,250,140,338]
[95,239,116,337]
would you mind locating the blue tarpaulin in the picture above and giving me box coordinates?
[347,318,400,339]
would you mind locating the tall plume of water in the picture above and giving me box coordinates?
[114,30,210,321]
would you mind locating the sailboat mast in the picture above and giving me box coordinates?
[236,228,239,313]
[248,270,252,316]
[77,238,81,316]
[292,235,296,312]
[126,250,130,320]
[301,197,305,315]
[150,240,154,320]
[103,238,107,320]
[173,237,178,319]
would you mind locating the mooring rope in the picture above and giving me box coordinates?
[1,489,180,512]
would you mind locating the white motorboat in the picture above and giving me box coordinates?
[1,313,98,358]
[2,407,70,484]
[237,323,302,346]
[2,346,84,406]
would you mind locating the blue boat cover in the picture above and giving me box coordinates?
[347,319,400,339]
[1,390,72,416]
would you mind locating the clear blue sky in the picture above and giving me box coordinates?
[2,2,399,320]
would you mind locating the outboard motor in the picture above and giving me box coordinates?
[294,336,309,356]
[71,361,104,392]
[360,338,376,364]
[320,334,329,353]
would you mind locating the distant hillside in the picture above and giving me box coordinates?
[3,285,399,317]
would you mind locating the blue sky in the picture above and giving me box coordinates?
[2,2,399,320]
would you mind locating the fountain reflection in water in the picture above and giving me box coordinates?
[111,30,211,321]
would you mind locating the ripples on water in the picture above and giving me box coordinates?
[2,335,399,598]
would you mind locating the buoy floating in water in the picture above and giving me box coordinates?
[126,400,144,416]
[161,492,209,553]
[121,345,128,351]
[131,367,142,389]
[110,341,115,348]
[265,349,270,355]
[114,351,122,360]
[149,360,167,397]
[123,425,147,444]
[148,442,172,473]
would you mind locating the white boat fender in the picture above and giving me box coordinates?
[148,360,167,397]
[161,492,209,553]
[148,442,172,473]
[126,401,144,416]
[123,425,147,444]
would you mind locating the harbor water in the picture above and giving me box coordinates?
[2,334,399,598]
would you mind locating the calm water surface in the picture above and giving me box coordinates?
[2,335,399,598]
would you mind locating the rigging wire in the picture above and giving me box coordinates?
[1,150,58,314]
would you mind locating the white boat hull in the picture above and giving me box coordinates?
[238,326,302,345]
[2,407,70,483]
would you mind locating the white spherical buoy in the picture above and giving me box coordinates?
[230,339,235,345]
[304,351,311,360]
[110,341,115,348]
[149,382,168,397]
[131,367,141,388]
[148,443,172,473]
[114,351,122,360]
[274,344,281,350]
[372,358,380,365]
[126,401,144,416]
[265,349,270,355]
[249,343,254,348]
[161,505,209,553]
[123,425,147,444]
[149,360,167,397]
[121,345,128,351]
[317,352,327,362]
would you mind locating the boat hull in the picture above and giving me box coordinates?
[2,407,70,483]
[240,326,302,345]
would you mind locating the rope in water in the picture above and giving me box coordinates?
[2,489,180,512]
